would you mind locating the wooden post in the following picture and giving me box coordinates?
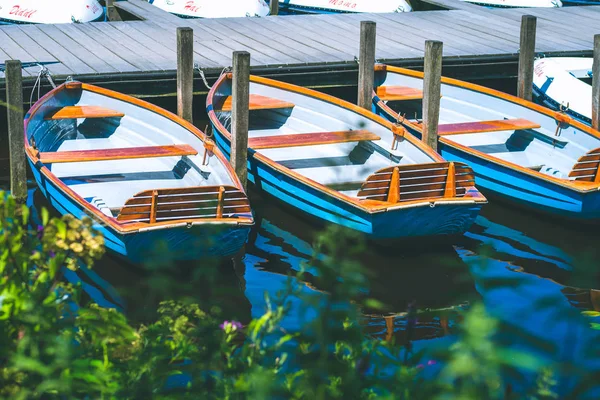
[5,60,27,203]
[593,34,600,131]
[177,27,194,123]
[517,15,536,101]
[105,0,122,21]
[270,0,279,15]
[422,40,443,152]
[357,21,376,110]
[231,51,251,190]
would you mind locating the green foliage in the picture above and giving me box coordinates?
[0,192,569,399]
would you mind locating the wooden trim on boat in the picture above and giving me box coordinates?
[375,86,424,101]
[248,130,380,150]
[206,74,486,214]
[44,105,125,120]
[438,119,541,136]
[374,64,600,193]
[217,94,295,112]
[38,144,198,164]
[24,82,253,234]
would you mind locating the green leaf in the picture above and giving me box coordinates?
[582,311,600,317]
[41,207,49,225]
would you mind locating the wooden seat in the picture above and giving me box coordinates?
[357,162,476,203]
[44,106,124,120]
[438,118,541,136]
[569,147,600,182]
[39,144,197,164]
[376,85,424,101]
[248,130,380,150]
[217,94,295,112]
[117,185,251,223]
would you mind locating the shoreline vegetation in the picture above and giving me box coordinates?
[1,191,598,399]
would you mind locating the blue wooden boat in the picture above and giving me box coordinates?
[25,81,253,263]
[207,74,486,240]
[372,64,600,220]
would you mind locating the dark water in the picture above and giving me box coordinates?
[12,84,600,397]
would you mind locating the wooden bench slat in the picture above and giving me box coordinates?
[438,118,541,136]
[39,144,197,164]
[117,185,250,223]
[248,130,381,150]
[45,105,125,120]
[218,94,295,112]
[376,86,424,101]
[569,147,600,182]
[357,162,475,203]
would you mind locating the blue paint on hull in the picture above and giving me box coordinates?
[212,128,481,239]
[29,160,250,263]
[374,103,600,220]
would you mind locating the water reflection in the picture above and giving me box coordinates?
[25,184,600,394]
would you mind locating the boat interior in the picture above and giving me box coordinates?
[213,78,478,202]
[27,84,247,222]
[375,70,600,183]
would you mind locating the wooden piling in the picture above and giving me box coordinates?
[357,21,376,110]
[5,60,27,203]
[231,51,251,190]
[517,15,536,101]
[270,0,279,16]
[105,0,122,22]
[177,27,194,123]
[422,40,443,153]
[593,34,600,131]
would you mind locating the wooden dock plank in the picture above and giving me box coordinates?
[12,24,96,76]
[109,22,178,70]
[0,29,37,76]
[0,4,595,81]
[282,14,400,61]
[36,24,114,74]
[319,14,423,58]
[232,16,345,63]
[261,15,356,61]
[83,22,168,72]
[373,12,491,56]
[489,8,592,50]
[53,24,139,73]
[339,13,466,57]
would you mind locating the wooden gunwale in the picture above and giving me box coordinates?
[24,82,253,234]
[375,64,600,194]
[206,73,487,214]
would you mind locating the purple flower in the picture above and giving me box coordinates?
[219,320,243,330]
[49,250,56,259]
[36,225,44,239]
[427,360,437,366]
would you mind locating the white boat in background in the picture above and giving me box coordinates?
[0,0,104,24]
[459,0,561,7]
[533,57,593,124]
[278,0,412,14]
[149,0,270,18]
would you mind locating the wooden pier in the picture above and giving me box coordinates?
[0,0,597,95]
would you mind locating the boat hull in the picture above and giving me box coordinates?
[374,104,600,221]
[278,0,411,14]
[211,127,481,239]
[0,0,104,24]
[29,160,250,263]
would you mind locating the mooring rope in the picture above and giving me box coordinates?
[29,66,43,106]
[29,64,58,106]
[194,63,231,90]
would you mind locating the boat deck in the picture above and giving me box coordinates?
[0,0,596,81]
